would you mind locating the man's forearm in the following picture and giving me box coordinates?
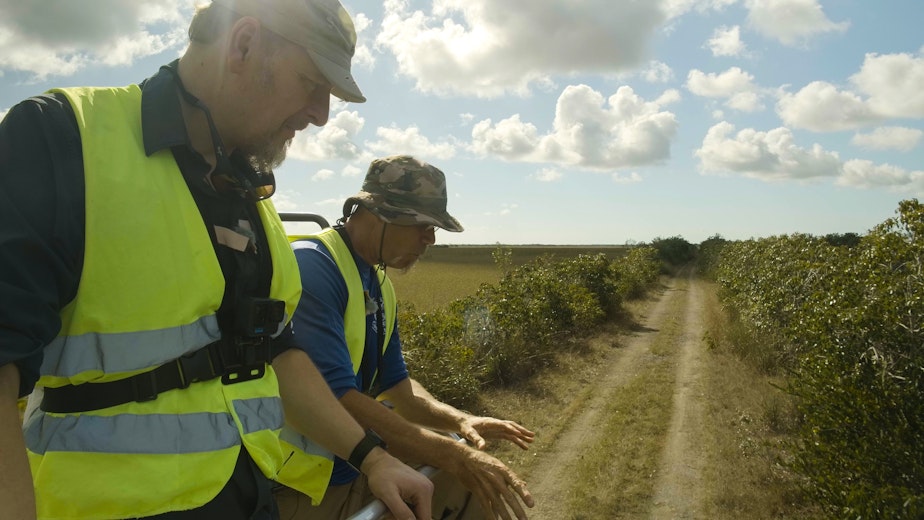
[384,378,469,433]
[0,363,36,520]
[340,388,467,471]
[272,349,368,460]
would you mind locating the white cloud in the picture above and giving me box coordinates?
[686,67,764,112]
[376,0,666,98]
[696,122,924,193]
[776,81,881,131]
[643,61,675,83]
[534,168,562,182]
[746,0,849,46]
[852,127,923,152]
[706,25,746,57]
[470,84,678,171]
[289,110,366,162]
[656,89,682,106]
[350,13,376,69]
[849,51,924,118]
[839,160,924,193]
[342,163,364,178]
[612,172,643,184]
[662,0,739,19]
[311,169,336,182]
[687,67,753,97]
[695,121,841,180]
[486,203,520,217]
[777,50,924,132]
[364,125,457,160]
[0,0,188,79]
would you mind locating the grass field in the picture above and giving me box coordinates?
[391,245,629,311]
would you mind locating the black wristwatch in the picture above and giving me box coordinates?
[348,429,386,471]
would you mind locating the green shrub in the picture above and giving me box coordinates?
[712,199,924,516]
[399,247,661,409]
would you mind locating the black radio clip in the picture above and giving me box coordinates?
[223,298,285,385]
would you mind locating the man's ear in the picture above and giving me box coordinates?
[227,16,261,73]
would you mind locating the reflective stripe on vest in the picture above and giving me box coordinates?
[275,228,396,500]
[23,85,301,520]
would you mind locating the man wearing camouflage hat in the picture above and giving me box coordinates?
[277,155,536,519]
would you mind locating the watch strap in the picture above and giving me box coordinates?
[348,429,386,471]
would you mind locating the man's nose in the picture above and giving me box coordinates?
[301,89,331,127]
[421,227,436,246]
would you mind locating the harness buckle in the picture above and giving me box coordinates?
[176,347,217,389]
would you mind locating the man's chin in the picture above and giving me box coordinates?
[244,138,290,171]
[387,256,419,273]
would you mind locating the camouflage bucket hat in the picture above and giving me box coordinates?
[344,155,464,232]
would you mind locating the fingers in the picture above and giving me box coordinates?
[461,458,533,520]
[378,495,415,520]
[464,428,487,450]
[469,418,535,449]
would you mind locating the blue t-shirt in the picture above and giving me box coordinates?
[291,238,408,485]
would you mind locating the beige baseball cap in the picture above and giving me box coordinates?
[211,0,365,103]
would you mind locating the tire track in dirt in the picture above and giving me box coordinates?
[525,277,686,520]
[649,273,707,519]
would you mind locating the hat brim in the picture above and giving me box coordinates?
[346,193,464,232]
[308,50,365,103]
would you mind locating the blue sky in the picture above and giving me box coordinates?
[2,0,922,245]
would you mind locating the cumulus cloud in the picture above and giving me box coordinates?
[839,160,924,192]
[0,0,188,79]
[776,81,880,131]
[850,51,924,118]
[695,121,841,180]
[470,84,678,171]
[777,51,924,132]
[696,122,924,193]
[686,67,764,112]
[350,13,376,69]
[851,127,923,152]
[365,126,457,160]
[706,25,747,57]
[746,0,849,46]
[376,0,666,98]
[289,110,366,162]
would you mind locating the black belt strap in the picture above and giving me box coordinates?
[41,338,270,414]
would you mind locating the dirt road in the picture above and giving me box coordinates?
[521,271,709,519]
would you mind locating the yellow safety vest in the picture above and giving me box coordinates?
[276,228,396,502]
[22,85,301,519]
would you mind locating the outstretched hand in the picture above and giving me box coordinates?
[453,447,534,520]
[459,416,535,451]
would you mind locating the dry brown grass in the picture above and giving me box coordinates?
[697,280,821,519]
